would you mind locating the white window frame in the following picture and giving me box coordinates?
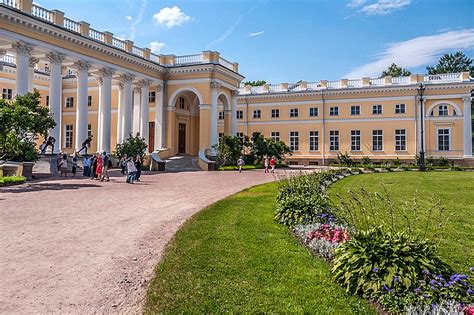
[178,97,185,109]
[253,109,261,119]
[271,109,280,118]
[218,111,225,120]
[437,128,451,151]
[350,105,360,116]
[271,131,280,142]
[236,132,244,142]
[65,97,74,108]
[64,124,73,148]
[236,110,243,120]
[289,108,299,118]
[372,104,383,115]
[289,131,299,151]
[309,130,319,151]
[350,130,361,151]
[395,129,406,151]
[87,95,92,107]
[329,130,339,151]
[329,106,339,116]
[395,103,406,114]
[309,107,319,117]
[149,91,156,103]
[2,88,13,100]
[438,105,448,116]
[372,130,384,151]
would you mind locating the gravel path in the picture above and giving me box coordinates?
[0,169,278,314]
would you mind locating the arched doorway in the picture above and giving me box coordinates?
[168,89,202,156]
[218,92,231,137]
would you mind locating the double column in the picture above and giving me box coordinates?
[118,73,135,142]
[463,96,473,157]
[74,60,91,152]
[154,84,164,150]
[12,41,34,96]
[231,90,238,136]
[209,81,220,153]
[46,52,66,153]
[138,80,151,146]
[97,67,115,153]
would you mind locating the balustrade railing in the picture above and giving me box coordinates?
[306,82,320,90]
[31,4,53,22]
[424,73,461,82]
[175,54,203,65]
[218,57,233,70]
[0,54,16,64]
[111,38,126,50]
[251,86,265,94]
[268,84,282,92]
[132,46,144,57]
[150,53,160,63]
[0,0,18,9]
[348,79,362,88]
[370,77,384,85]
[88,28,105,43]
[327,80,341,89]
[392,76,409,84]
[63,17,81,33]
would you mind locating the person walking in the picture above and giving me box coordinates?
[237,156,244,173]
[90,153,97,180]
[76,135,93,155]
[264,156,270,173]
[82,155,91,177]
[95,152,103,180]
[270,156,277,173]
[56,153,62,175]
[120,155,127,175]
[134,155,142,182]
[100,151,111,182]
[126,158,137,184]
[60,153,68,177]
[71,153,78,177]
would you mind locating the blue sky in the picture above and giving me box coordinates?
[37,0,474,83]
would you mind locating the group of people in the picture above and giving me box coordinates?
[236,156,277,173]
[82,151,112,181]
[119,155,143,184]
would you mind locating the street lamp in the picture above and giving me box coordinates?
[417,83,426,171]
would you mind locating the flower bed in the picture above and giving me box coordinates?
[276,169,474,314]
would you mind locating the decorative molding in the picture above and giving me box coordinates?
[133,86,141,93]
[46,51,66,64]
[155,83,163,92]
[28,57,39,67]
[73,60,91,71]
[12,41,34,56]
[118,73,135,83]
[138,79,151,88]
[210,80,221,91]
[117,82,124,90]
[231,90,239,97]
[97,67,115,78]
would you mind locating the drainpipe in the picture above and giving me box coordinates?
[321,89,326,165]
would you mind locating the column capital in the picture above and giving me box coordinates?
[210,80,221,91]
[155,83,163,92]
[0,49,7,57]
[118,73,135,83]
[46,52,66,64]
[97,67,115,78]
[74,60,92,71]
[133,86,142,94]
[29,57,39,67]
[12,41,34,56]
[462,96,472,103]
[231,90,239,97]
[138,79,152,88]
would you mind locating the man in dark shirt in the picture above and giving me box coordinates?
[76,135,93,155]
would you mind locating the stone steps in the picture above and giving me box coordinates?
[164,155,201,172]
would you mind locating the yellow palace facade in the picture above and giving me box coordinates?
[0,0,473,168]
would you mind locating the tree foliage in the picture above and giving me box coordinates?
[426,52,474,76]
[381,63,411,77]
[242,80,267,86]
[215,135,242,166]
[114,133,147,159]
[0,90,56,162]
[249,132,292,162]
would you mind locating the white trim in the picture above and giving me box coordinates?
[372,129,384,152]
[435,127,452,152]
[394,129,407,152]
[168,86,204,107]
[426,100,462,118]
[236,116,416,125]
[167,77,239,91]
[425,116,463,121]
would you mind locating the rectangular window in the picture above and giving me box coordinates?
[44,64,50,73]
[351,105,360,116]
[65,125,73,148]
[236,110,243,120]
[438,105,448,116]
[178,97,185,109]
[395,103,406,114]
[329,106,339,116]
[149,91,156,103]
[271,131,280,142]
[289,131,299,151]
[395,129,406,151]
[351,130,361,151]
[290,108,299,117]
[329,130,339,151]
[372,104,383,115]
[46,95,49,106]
[372,130,383,151]
[271,109,280,118]
[253,109,261,119]
[309,107,319,117]
[236,132,244,142]
[87,124,92,147]
[309,131,319,151]
[65,97,74,108]
[437,129,450,151]
[87,95,92,107]
[218,111,225,120]
[2,88,13,100]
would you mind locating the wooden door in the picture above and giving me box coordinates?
[178,123,186,154]
[148,122,155,153]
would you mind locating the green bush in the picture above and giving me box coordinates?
[332,227,452,298]
[114,133,147,159]
[337,152,353,166]
[361,156,371,166]
[438,157,449,167]
[0,175,26,186]
[215,135,242,166]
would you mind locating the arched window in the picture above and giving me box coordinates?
[179,97,185,109]
[438,105,448,116]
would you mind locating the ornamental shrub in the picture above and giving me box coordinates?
[337,152,353,166]
[361,156,371,166]
[114,133,147,159]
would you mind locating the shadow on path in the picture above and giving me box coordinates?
[0,182,101,194]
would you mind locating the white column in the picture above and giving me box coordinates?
[98,67,115,153]
[117,83,124,144]
[46,52,66,153]
[74,60,91,152]
[28,57,39,92]
[209,81,220,154]
[463,96,473,157]
[0,49,6,71]
[154,84,164,150]
[139,80,150,145]
[231,90,238,136]
[132,87,141,135]
[119,73,134,141]
[12,41,34,96]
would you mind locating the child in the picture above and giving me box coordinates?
[126,158,137,183]
[237,156,244,173]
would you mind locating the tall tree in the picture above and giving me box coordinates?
[426,52,474,76]
[243,80,266,86]
[381,63,411,77]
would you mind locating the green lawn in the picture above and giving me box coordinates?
[328,171,474,272]
[145,183,374,314]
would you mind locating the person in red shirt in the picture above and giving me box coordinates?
[269,156,277,173]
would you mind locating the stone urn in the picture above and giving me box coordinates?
[1,161,23,177]
[21,161,35,179]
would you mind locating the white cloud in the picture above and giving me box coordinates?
[347,0,411,16]
[149,41,166,54]
[249,31,264,37]
[344,29,474,78]
[128,0,147,40]
[153,6,192,28]
[125,16,132,21]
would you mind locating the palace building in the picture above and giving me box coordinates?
[1,0,473,169]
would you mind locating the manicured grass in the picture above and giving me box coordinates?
[218,163,287,171]
[145,183,374,313]
[0,175,26,186]
[328,171,474,272]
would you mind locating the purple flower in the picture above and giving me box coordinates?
[423,294,430,298]
[470,267,474,272]
[435,274,444,280]
[383,285,392,292]
[414,287,422,293]
[372,268,379,272]
[468,289,473,295]
[393,276,400,283]
[422,270,430,275]
[429,279,437,285]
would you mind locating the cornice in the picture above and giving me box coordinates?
[0,6,167,75]
[168,64,244,83]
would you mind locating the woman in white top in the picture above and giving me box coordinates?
[60,154,68,177]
